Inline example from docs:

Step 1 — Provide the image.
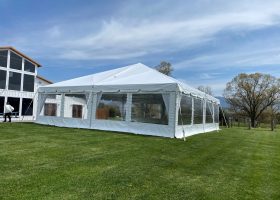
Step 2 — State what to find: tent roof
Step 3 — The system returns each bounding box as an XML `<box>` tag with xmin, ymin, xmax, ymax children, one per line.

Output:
<box><xmin>42</xmin><ymin>63</ymin><xmax>219</xmax><ymax>103</ymax></box>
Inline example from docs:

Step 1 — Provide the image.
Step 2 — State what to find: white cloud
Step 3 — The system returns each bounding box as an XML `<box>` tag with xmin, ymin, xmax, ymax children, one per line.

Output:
<box><xmin>4</xmin><ymin>0</ymin><xmax>280</xmax><ymax>61</ymax></box>
<box><xmin>173</xmin><ymin>47</ymin><xmax>280</xmax><ymax>71</ymax></box>
<box><xmin>57</xmin><ymin>5</ymin><xmax>280</xmax><ymax>60</ymax></box>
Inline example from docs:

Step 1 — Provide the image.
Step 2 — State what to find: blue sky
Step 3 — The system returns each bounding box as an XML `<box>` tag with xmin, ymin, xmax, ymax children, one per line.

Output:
<box><xmin>1</xmin><ymin>0</ymin><xmax>280</xmax><ymax>96</ymax></box>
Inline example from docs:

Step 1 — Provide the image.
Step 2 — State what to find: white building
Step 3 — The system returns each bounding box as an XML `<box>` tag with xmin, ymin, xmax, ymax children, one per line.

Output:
<box><xmin>0</xmin><ymin>46</ymin><xmax>52</xmax><ymax>121</ymax></box>
<box><xmin>36</xmin><ymin>63</ymin><xmax>219</xmax><ymax>138</ymax></box>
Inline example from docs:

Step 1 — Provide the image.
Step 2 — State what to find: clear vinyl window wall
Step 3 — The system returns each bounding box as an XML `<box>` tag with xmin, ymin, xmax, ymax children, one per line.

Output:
<box><xmin>39</xmin><ymin>94</ymin><xmax>62</xmax><ymax>117</ymax></box>
<box><xmin>131</xmin><ymin>94</ymin><xmax>168</xmax><ymax>125</ymax></box>
<box><xmin>178</xmin><ymin>95</ymin><xmax>192</xmax><ymax>125</ymax></box>
<box><xmin>214</xmin><ymin>104</ymin><xmax>219</xmax><ymax>123</ymax></box>
<box><xmin>64</xmin><ymin>94</ymin><xmax>88</xmax><ymax>119</ymax></box>
<box><xmin>96</xmin><ymin>93</ymin><xmax>127</xmax><ymax>121</ymax></box>
<box><xmin>206</xmin><ymin>101</ymin><xmax>214</xmax><ymax>123</ymax></box>
<box><xmin>193</xmin><ymin>98</ymin><xmax>203</xmax><ymax>124</ymax></box>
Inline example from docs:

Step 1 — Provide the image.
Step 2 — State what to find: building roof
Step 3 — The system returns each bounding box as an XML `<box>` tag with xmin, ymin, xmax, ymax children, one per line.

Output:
<box><xmin>42</xmin><ymin>63</ymin><xmax>219</xmax><ymax>103</ymax></box>
<box><xmin>36</xmin><ymin>75</ymin><xmax>53</xmax><ymax>84</ymax></box>
<box><xmin>0</xmin><ymin>46</ymin><xmax>42</xmax><ymax>67</ymax></box>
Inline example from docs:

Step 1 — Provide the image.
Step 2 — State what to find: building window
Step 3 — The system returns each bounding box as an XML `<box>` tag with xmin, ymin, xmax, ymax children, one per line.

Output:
<box><xmin>0</xmin><ymin>69</ymin><xmax>6</xmax><ymax>89</ymax></box>
<box><xmin>72</xmin><ymin>105</ymin><xmax>83</xmax><ymax>118</ymax></box>
<box><xmin>131</xmin><ymin>94</ymin><xmax>168</xmax><ymax>125</ymax></box>
<box><xmin>96</xmin><ymin>94</ymin><xmax>126</xmax><ymax>121</ymax></box>
<box><xmin>24</xmin><ymin>60</ymin><xmax>35</xmax><ymax>73</ymax></box>
<box><xmin>0</xmin><ymin>50</ymin><xmax>8</xmax><ymax>68</ymax></box>
<box><xmin>10</xmin><ymin>52</ymin><xmax>22</xmax><ymax>70</ymax></box>
<box><xmin>44</xmin><ymin>103</ymin><xmax>57</xmax><ymax>116</ymax></box>
<box><xmin>8</xmin><ymin>72</ymin><xmax>21</xmax><ymax>91</ymax></box>
<box><xmin>178</xmin><ymin>95</ymin><xmax>192</xmax><ymax>125</ymax></box>
<box><xmin>193</xmin><ymin>98</ymin><xmax>203</xmax><ymax>124</ymax></box>
<box><xmin>22</xmin><ymin>98</ymin><xmax>33</xmax><ymax>116</ymax></box>
<box><xmin>0</xmin><ymin>96</ymin><xmax>4</xmax><ymax>114</ymax></box>
<box><xmin>23</xmin><ymin>74</ymin><xmax>35</xmax><ymax>92</ymax></box>
<box><xmin>7</xmin><ymin>97</ymin><xmax>20</xmax><ymax>117</ymax></box>
<box><xmin>63</xmin><ymin>94</ymin><xmax>88</xmax><ymax>119</ymax></box>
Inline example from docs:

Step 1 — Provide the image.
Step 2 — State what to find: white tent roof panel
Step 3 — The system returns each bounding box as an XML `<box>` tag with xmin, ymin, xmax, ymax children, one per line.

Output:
<box><xmin>40</xmin><ymin>63</ymin><xmax>219</xmax><ymax>103</ymax></box>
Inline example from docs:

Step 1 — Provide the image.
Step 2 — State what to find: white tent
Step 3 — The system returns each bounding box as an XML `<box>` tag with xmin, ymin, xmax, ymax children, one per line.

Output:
<box><xmin>36</xmin><ymin>63</ymin><xmax>220</xmax><ymax>138</ymax></box>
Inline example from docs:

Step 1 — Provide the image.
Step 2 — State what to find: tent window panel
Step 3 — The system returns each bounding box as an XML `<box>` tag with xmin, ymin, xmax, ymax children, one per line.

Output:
<box><xmin>0</xmin><ymin>69</ymin><xmax>6</xmax><ymax>89</ymax></box>
<box><xmin>96</xmin><ymin>94</ymin><xmax>126</xmax><ymax>121</ymax></box>
<box><xmin>193</xmin><ymin>98</ymin><xmax>203</xmax><ymax>124</ymax></box>
<box><xmin>8</xmin><ymin>71</ymin><xmax>21</xmax><ymax>91</ymax></box>
<box><xmin>7</xmin><ymin>97</ymin><xmax>20</xmax><ymax>116</ymax></box>
<box><xmin>0</xmin><ymin>96</ymin><xmax>4</xmax><ymax>114</ymax></box>
<box><xmin>0</xmin><ymin>50</ymin><xmax>8</xmax><ymax>68</ymax></box>
<box><xmin>214</xmin><ymin>104</ymin><xmax>219</xmax><ymax>123</ymax></box>
<box><xmin>178</xmin><ymin>95</ymin><xmax>192</xmax><ymax>125</ymax></box>
<box><xmin>40</xmin><ymin>94</ymin><xmax>61</xmax><ymax>117</ymax></box>
<box><xmin>10</xmin><ymin>52</ymin><xmax>22</xmax><ymax>70</ymax></box>
<box><xmin>64</xmin><ymin>94</ymin><xmax>88</xmax><ymax>119</ymax></box>
<box><xmin>206</xmin><ymin>101</ymin><xmax>214</xmax><ymax>123</ymax></box>
<box><xmin>24</xmin><ymin>60</ymin><xmax>35</xmax><ymax>73</ymax></box>
<box><xmin>22</xmin><ymin>98</ymin><xmax>33</xmax><ymax>116</ymax></box>
<box><xmin>131</xmin><ymin>94</ymin><xmax>168</xmax><ymax>125</ymax></box>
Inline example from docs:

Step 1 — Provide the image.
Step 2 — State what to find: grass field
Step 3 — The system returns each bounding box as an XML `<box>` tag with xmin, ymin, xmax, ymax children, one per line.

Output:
<box><xmin>0</xmin><ymin>123</ymin><xmax>280</xmax><ymax>200</ymax></box>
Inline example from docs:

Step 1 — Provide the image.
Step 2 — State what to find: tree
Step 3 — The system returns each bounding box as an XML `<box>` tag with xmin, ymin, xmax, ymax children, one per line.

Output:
<box><xmin>224</xmin><ymin>73</ymin><xmax>280</xmax><ymax>128</ymax></box>
<box><xmin>268</xmin><ymin>102</ymin><xmax>280</xmax><ymax>131</ymax></box>
<box><xmin>256</xmin><ymin>102</ymin><xmax>280</xmax><ymax>130</ymax></box>
<box><xmin>197</xmin><ymin>85</ymin><xmax>213</xmax><ymax>95</ymax></box>
<box><xmin>155</xmin><ymin>61</ymin><xmax>173</xmax><ymax>76</ymax></box>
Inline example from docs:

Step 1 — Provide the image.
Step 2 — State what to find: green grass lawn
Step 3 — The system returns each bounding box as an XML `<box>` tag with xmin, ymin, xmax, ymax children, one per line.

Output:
<box><xmin>1</xmin><ymin>123</ymin><xmax>280</xmax><ymax>200</ymax></box>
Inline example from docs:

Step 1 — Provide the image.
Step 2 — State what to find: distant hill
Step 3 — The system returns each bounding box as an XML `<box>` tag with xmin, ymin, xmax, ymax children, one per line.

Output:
<box><xmin>215</xmin><ymin>96</ymin><xmax>230</xmax><ymax>108</ymax></box>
